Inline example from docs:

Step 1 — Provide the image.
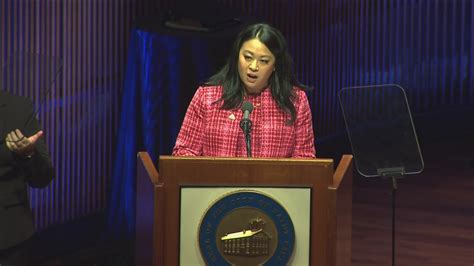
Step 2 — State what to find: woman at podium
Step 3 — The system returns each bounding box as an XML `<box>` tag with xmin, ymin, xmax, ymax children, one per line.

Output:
<box><xmin>172</xmin><ymin>23</ymin><xmax>315</xmax><ymax>158</ymax></box>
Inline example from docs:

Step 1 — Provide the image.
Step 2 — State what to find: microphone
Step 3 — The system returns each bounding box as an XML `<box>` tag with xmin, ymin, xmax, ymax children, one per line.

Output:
<box><xmin>240</xmin><ymin>101</ymin><xmax>254</xmax><ymax>157</ymax></box>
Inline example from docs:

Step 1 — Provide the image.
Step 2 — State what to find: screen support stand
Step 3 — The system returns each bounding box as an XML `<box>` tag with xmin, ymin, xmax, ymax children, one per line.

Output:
<box><xmin>378</xmin><ymin>167</ymin><xmax>404</xmax><ymax>266</ymax></box>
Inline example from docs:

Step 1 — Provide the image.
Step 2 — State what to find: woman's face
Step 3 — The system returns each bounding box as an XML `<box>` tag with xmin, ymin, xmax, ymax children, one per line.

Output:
<box><xmin>238</xmin><ymin>38</ymin><xmax>276</xmax><ymax>95</ymax></box>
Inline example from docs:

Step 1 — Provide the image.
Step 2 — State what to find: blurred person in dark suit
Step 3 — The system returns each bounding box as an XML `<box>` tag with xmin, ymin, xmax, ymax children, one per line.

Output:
<box><xmin>0</xmin><ymin>90</ymin><xmax>54</xmax><ymax>265</ymax></box>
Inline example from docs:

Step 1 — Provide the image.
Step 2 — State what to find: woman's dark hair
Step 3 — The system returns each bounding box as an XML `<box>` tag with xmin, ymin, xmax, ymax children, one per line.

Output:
<box><xmin>206</xmin><ymin>23</ymin><xmax>305</xmax><ymax>124</ymax></box>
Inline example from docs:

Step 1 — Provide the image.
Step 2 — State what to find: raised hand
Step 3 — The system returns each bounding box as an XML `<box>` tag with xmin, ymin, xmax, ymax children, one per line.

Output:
<box><xmin>5</xmin><ymin>129</ymin><xmax>43</xmax><ymax>157</ymax></box>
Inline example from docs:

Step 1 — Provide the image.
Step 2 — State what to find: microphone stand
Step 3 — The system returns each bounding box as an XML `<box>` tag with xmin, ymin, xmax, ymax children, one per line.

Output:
<box><xmin>240</xmin><ymin>119</ymin><xmax>252</xmax><ymax>157</ymax></box>
<box><xmin>240</xmin><ymin>101</ymin><xmax>254</xmax><ymax>158</ymax></box>
<box><xmin>244</xmin><ymin>130</ymin><xmax>252</xmax><ymax>157</ymax></box>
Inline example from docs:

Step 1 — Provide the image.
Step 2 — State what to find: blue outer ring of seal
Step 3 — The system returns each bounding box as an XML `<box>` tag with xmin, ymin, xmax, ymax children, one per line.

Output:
<box><xmin>198</xmin><ymin>191</ymin><xmax>295</xmax><ymax>266</ymax></box>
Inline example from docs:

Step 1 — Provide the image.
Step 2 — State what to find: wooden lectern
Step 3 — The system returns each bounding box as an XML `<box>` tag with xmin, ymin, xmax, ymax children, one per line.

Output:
<box><xmin>135</xmin><ymin>153</ymin><xmax>353</xmax><ymax>266</ymax></box>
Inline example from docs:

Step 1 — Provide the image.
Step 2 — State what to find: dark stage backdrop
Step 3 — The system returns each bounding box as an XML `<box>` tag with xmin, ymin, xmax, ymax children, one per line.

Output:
<box><xmin>1</xmin><ymin>0</ymin><xmax>473</xmax><ymax>238</ymax></box>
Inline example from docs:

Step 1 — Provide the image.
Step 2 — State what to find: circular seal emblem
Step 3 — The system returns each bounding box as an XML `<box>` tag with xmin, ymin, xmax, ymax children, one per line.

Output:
<box><xmin>198</xmin><ymin>191</ymin><xmax>295</xmax><ymax>265</ymax></box>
